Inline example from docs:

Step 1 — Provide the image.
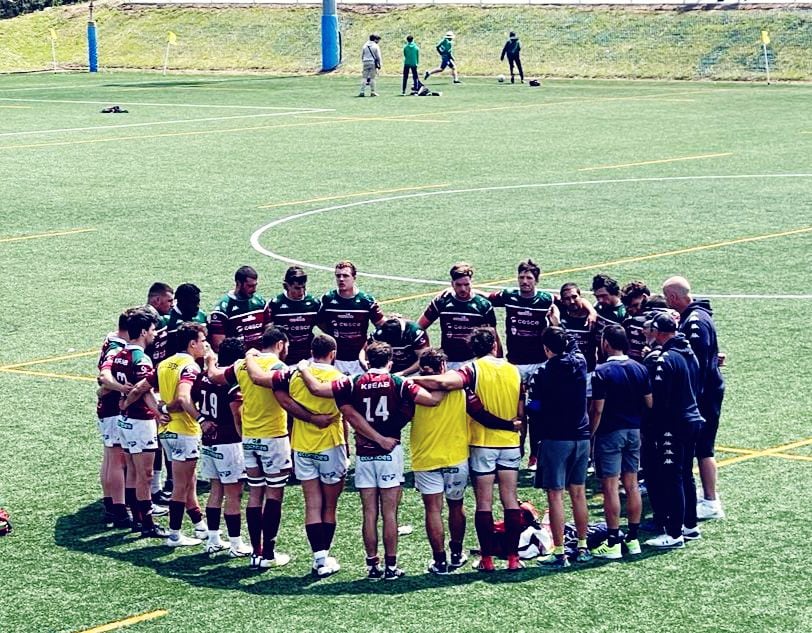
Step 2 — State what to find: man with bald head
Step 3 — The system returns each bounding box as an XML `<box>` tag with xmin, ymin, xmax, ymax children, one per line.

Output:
<box><xmin>662</xmin><ymin>276</ymin><xmax>725</xmax><ymax>521</ymax></box>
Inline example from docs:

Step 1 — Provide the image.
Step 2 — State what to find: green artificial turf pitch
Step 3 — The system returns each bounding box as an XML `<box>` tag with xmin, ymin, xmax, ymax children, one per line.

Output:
<box><xmin>0</xmin><ymin>72</ymin><xmax>810</xmax><ymax>633</ymax></box>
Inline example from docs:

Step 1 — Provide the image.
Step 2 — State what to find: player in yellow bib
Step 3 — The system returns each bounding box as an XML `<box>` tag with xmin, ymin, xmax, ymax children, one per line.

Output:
<box><xmin>246</xmin><ymin>333</ymin><xmax>346</xmax><ymax>578</ymax></box>
<box><xmin>411</xmin><ymin>328</ymin><xmax>525</xmax><ymax>572</ymax></box>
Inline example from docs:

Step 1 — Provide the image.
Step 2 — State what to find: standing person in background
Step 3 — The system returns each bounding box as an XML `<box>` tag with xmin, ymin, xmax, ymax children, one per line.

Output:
<box><xmin>425</xmin><ymin>31</ymin><xmax>461</xmax><ymax>84</ymax></box>
<box><xmin>402</xmin><ymin>35</ymin><xmax>420</xmax><ymax>95</ymax></box>
<box><xmin>360</xmin><ymin>34</ymin><xmax>382</xmax><ymax>97</ymax></box>
<box><xmin>500</xmin><ymin>32</ymin><xmax>524</xmax><ymax>84</ymax></box>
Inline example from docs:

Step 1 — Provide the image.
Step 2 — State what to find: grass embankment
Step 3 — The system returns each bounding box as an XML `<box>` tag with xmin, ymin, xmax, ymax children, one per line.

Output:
<box><xmin>1</xmin><ymin>2</ymin><xmax>810</xmax><ymax>79</ymax></box>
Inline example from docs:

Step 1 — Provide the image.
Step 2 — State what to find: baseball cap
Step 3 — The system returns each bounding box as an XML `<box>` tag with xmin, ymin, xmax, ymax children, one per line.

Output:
<box><xmin>649</xmin><ymin>312</ymin><xmax>678</xmax><ymax>333</ymax></box>
<box><xmin>446</xmin><ymin>31</ymin><xmax>454</xmax><ymax>38</ymax></box>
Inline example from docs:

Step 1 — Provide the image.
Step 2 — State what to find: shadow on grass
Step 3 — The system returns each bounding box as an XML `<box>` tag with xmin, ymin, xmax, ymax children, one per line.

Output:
<box><xmin>54</xmin><ymin>502</ymin><xmax>669</xmax><ymax>597</ymax></box>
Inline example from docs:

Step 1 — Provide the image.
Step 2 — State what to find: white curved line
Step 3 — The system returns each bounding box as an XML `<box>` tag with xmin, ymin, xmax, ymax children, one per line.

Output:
<box><xmin>250</xmin><ymin>173</ymin><xmax>812</xmax><ymax>286</ymax></box>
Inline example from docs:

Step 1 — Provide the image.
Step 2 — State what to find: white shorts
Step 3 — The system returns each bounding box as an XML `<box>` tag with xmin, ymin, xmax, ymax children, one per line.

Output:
<box><xmin>294</xmin><ymin>445</ymin><xmax>348</xmax><ymax>485</ymax></box>
<box><xmin>446</xmin><ymin>360</ymin><xmax>473</xmax><ymax>371</ymax></box>
<box><xmin>516</xmin><ymin>363</ymin><xmax>544</xmax><ymax>385</ymax></box>
<box><xmin>586</xmin><ymin>371</ymin><xmax>593</xmax><ymax>399</ymax></box>
<box><xmin>160</xmin><ymin>433</ymin><xmax>200</xmax><ymax>462</ymax></box>
<box><xmin>118</xmin><ymin>417</ymin><xmax>158</xmax><ymax>454</ymax></box>
<box><xmin>200</xmin><ymin>442</ymin><xmax>245</xmax><ymax>484</ymax></box>
<box><xmin>243</xmin><ymin>436</ymin><xmax>292</xmax><ymax>475</ymax></box>
<box><xmin>335</xmin><ymin>359</ymin><xmax>364</xmax><ymax>376</ymax></box>
<box><xmin>98</xmin><ymin>415</ymin><xmax>121</xmax><ymax>448</ymax></box>
<box><xmin>414</xmin><ymin>460</ymin><xmax>469</xmax><ymax>500</ymax></box>
<box><xmin>469</xmin><ymin>446</ymin><xmax>521</xmax><ymax>475</ymax></box>
<box><xmin>354</xmin><ymin>444</ymin><xmax>404</xmax><ymax>489</ymax></box>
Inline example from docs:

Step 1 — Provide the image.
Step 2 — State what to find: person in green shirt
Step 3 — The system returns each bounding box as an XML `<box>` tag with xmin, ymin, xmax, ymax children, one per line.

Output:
<box><xmin>424</xmin><ymin>31</ymin><xmax>461</xmax><ymax>84</ymax></box>
<box><xmin>402</xmin><ymin>35</ymin><xmax>420</xmax><ymax>95</ymax></box>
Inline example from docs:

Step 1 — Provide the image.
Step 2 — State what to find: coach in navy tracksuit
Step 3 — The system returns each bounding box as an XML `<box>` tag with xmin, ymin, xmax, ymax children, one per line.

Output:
<box><xmin>644</xmin><ymin>314</ymin><xmax>704</xmax><ymax>549</ymax></box>
<box><xmin>663</xmin><ymin>277</ymin><xmax>725</xmax><ymax>519</ymax></box>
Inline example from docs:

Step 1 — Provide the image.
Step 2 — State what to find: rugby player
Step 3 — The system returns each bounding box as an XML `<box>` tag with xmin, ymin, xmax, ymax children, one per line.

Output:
<box><xmin>589</xmin><ymin>325</ymin><xmax>651</xmax><ymax>559</ymax></box>
<box><xmin>208</xmin><ymin>326</ymin><xmax>296</xmax><ymax>569</ymax></box>
<box><xmin>317</xmin><ymin>260</ymin><xmax>385</xmax><ymax>375</ymax></box>
<box><xmin>620</xmin><ymin>281</ymin><xmax>651</xmax><ymax>362</ymax></box>
<box><xmin>411</xmin><ymin>328</ymin><xmax>525</xmax><ymax>572</ymax></box>
<box><xmin>147</xmin><ymin>282</ymin><xmax>174</xmax><ymax>317</ymax></box>
<box><xmin>662</xmin><ymin>276</ymin><xmax>725</xmax><ymax>520</ymax></box>
<box><xmin>264</xmin><ymin>266</ymin><xmax>321</xmax><ymax>366</ymax></box>
<box><xmin>196</xmin><ymin>337</ymin><xmax>252</xmax><ymax>557</ymax></box>
<box><xmin>159</xmin><ymin>283</ymin><xmax>207</xmax><ymax>360</ymax></box>
<box><xmin>247</xmin><ymin>334</ymin><xmax>347</xmax><ymax>577</ymax></box>
<box><xmin>127</xmin><ymin>323</ymin><xmax>210</xmax><ymax>545</ymax></box>
<box><xmin>95</xmin><ymin>309</ymin><xmax>133</xmax><ymax>528</ymax></box>
<box><xmin>418</xmin><ymin>263</ymin><xmax>499</xmax><ymax>369</ymax></box>
<box><xmin>363</xmin><ymin>315</ymin><xmax>430</xmax><ymax>376</ymax></box>
<box><xmin>111</xmin><ymin>309</ymin><xmax>169</xmax><ymax>539</ymax></box>
<box><xmin>209</xmin><ymin>266</ymin><xmax>269</xmax><ymax>352</ymax></box>
<box><xmin>591</xmin><ymin>274</ymin><xmax>627</xmax><ymax>360</ymax></box>
<box><xmin>297</xmin><ymin>342</ymin><xmax>440</xmax><ymax>580</ymax></box>
<box><xmin>555</xmin><ymin>283</ymin><xmax>597</xmax><ymax>370</ymax></box>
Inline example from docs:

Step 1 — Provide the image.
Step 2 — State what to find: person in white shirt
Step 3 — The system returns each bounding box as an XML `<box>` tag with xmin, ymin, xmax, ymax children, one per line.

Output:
<box><xmin>360</xmin><ymin>34</ymin><xmax>382</xmax><ymax>97</ymax></box>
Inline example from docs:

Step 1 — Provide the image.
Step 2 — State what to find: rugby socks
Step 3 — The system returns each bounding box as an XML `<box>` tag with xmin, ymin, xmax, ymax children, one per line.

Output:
<box><xmin>206</xmin><ymin>507</ymin><xmax>222</xmax><ymax>533</ymax></box>
<box><xmin>384</xmin><ymin>555</ymin><xmax>397</xmax><ymax>569</ymax></box>
<box><xmin>474</xmin><ymin>511</ymin><xmax>495</xmax><ymax>556</ymax></box>
<box><xmin>305</xmin><ymin>523</ymin><xmax>325</xmax><ymax>553</ymax></box>
<box><xmin>169</xmin><ymin>500</ymin><xmax>185</xmax><ymax>531</ymax></box>
<box><xmin>433</xmin><ymin>550</ymin><xmax>447</xmax><ymax>565</ymax></box>
<box><xmin>504</xmin><ymin>508</ymin><xmax>522</xmax><ymax>556</ymax></box>
<box><xmin>627</xmin><ymin>522</ymin><xmax>640</xmax><ymax>542</ymax></box>
<box><xmin>224</xmin><ymin>513</ymin><xmax>241</xmax><ymax>539</ymax></box>
<box><xmin>112</xmin><ymin>503</ymin><xmax>128</xmax><ymax>522</ymax></box>
<box><xmin>262</xmin><ymin>499</ymin><xmax>282</xmax><ymax>560</ymax></box>
<box><xmin>450</xmin><ymin>540</ymin><xmax>463</xmax><ymax>558</ymax></box>
<box><xmin>186</xmin><ymin>505</ymin><xmax>203</xmax><ymax>525</ymax></box>
<box><xmin>577</xmin><ymin>538</ymin><xmax>588</xmax><ymax>550</ymax></box>
<box><xmin>103</xmin><ymin>497</ymin><xmax>113</xmax><ymax>515</ymax></box>
<box><xmin>246</xmin><ymin>506</ymin><xmax>262</xmax><ymax>555</ymax></box>
<box><xmin>125</xmin><ymin>487</ymin><xmax>138</xmax><ymax>519</ymax></box>
<box><xmin>323</xmin><ymin>522</ymin><xmax>337</xmax><ymax>551</ymax></box>
<box><xmin>366</xmin><ymin>555</ymin><xmax>380</xmax><ymax>569</ymax></box>
<box><xmin>608</xmin><ymin>528</ymin><xmax>621</xmax><ymax>547</ymax></box>
<box><xmin>150</xmin><ymin>471</ymin><xmax>162</xmax><ymax>496</ymax></box>
<box><xmin>553</xmin><ymin>544</ymin><xmax>566</xmax><ymax>562</ymax></box>
<box><xmin>139</xmin><ymin>499</ymin><xmax>155</xmax><ymax>531</ymax></box>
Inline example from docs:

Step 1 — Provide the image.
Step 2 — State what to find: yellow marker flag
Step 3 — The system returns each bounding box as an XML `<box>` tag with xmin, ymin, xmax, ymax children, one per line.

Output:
<box><xmin>167</xmin><ymin>31</ymin><xmax>177</xmax><ymax>45</ymax></box>
<box><xmin>761</xmin><ymin>30</ymin><xmax>770</xmax><ymax>45</ymax></box>
<box><xmin>49</xmin><ymin>28</ymin><xmax>57</xmax><ymax>41</ymax></box>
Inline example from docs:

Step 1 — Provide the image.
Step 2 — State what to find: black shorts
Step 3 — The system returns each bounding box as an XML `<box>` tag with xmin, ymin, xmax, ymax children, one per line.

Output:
<box><xmin>695</xmin><ymin>391</ymin><xmax>724</xmax><ymax>458</ymax></box>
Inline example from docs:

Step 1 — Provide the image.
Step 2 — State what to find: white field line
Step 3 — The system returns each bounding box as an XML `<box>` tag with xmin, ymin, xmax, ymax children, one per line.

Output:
<box><xmin>0</xmin><ymin>97</ymin><xmax>330</xmax><ymax>111</ymax></box>
<box><xmin>0</xmin><ymin>109</ymin><xmax>334</xmax><ymax>138</ymax></box>
<box><xmin>250</xmin><ymin>173</ymin><xmax>812</xmax><ymax>287</ymax></box>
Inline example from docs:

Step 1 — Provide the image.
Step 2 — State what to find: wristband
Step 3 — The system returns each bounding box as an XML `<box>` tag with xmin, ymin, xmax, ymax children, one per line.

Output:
<box><xmin>159</xmin><ymin>404</ymin><xmax>169</xmax><ymax>415</ymax></box>
<box><xmin>196</xmin><ymin>414</ymin><xmax>206</xmax><ymax>424</ymax></box>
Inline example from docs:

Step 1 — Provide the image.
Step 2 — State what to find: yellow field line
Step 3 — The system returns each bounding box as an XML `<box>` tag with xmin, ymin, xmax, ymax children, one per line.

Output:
<box><xmin>0</xmin><ymin>349</ymin><xmax>97</xmax><ymax>369</ymax></box>
<box><xmin>767</xmin><ymin>453</ymin><xmax>812</xmax><ymax>463</ymax></box>
<box><xmin>77</xmin><ymin>609</ymin><xmax>168</xmax><ymax>633</ymax></box>
<box><xmin>259</xmin><ymin>183</ymin><xmax>451</xmax><ymax>210</ymax></box>
<box><xmin>380</xmin><ymin>225</ymin><xmax>812</xmax><ymax>306</ymax></box>
<box><xmin>579</xmin><ymin>152</ymin><xmax>734</xmax><ymax>172</ymax></box>
<box><xmin>0</xmin><ymin>227</ymin><xmax>96</xmax><ymax>243</ymax></box>
<box><xmin>715</xmin><ymin>445</ymin><xmax>759</xmax><ymax>455</ymax></box>
<box><xmin>717</xmin><ymin>437</ymin><xmax>812</xmax><ymax>468</ymax></box>
<box><xmin>0</xmin><ymin>367</ymin><xmax>97</xmax><ymax>382</ymax></box>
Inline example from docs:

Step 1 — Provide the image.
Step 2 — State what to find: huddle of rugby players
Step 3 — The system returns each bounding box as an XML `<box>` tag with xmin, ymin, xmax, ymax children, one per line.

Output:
<box><xmin>95</xmin><ymin>259</ymin><xmax>725</xmax><ymax>578</ymax></box>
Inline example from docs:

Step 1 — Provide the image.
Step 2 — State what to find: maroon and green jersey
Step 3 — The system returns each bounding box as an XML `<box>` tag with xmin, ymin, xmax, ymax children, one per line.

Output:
<box><xmin>421</xmin><ymin>291</ymin><xmax>497</xmax><ymax>363</ymax></box>
<box><xmin>331</xmin><ymin>369</ymin><xmax>420</xmax><ymax>456</ymax></box>
<box><xmin>110</xmin><ymin>344</ymin><xmax>154</xmax><ymax>419</ymax></box>
<box><xmin>193</xmin><ymin>374</ymin><xmax>242</xmax><ymax>446</ymax></box>
<box><xmin>151</xmin><ymin>307</ymin><xmax>208</xmax><ymax>363</ymax></box>
<box><xmin>265</xmin><ymin>292</ymin><xmax>321</xmax><ymax>364</ymax></box>
<box><xmin>368</xmin><ymin>319</ymin><xmax>429</xmax><ymax>374</ymax></box>
<box><xmin>96</xmin><ymin>332</ymin><xmax>127</xmax><ymax>419</ymax></box>
<box><xmin>559</xmin><ymin>311</ymin><xmax>597</xmax><ymax>370</ymax></box>
<box><xmin>317</xmin><ymin>289</ymin><xmax>384</xmax><ymax>362</ymax></box>
<box><xmin>488</xmin><ymin>288</ymin><xmax>553</xmax><ymax>365</ymax></box>
<box><xmin>209</xmin><ymin>292</ymin><xmax>268</xmax><ymax>350</ymax></box>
